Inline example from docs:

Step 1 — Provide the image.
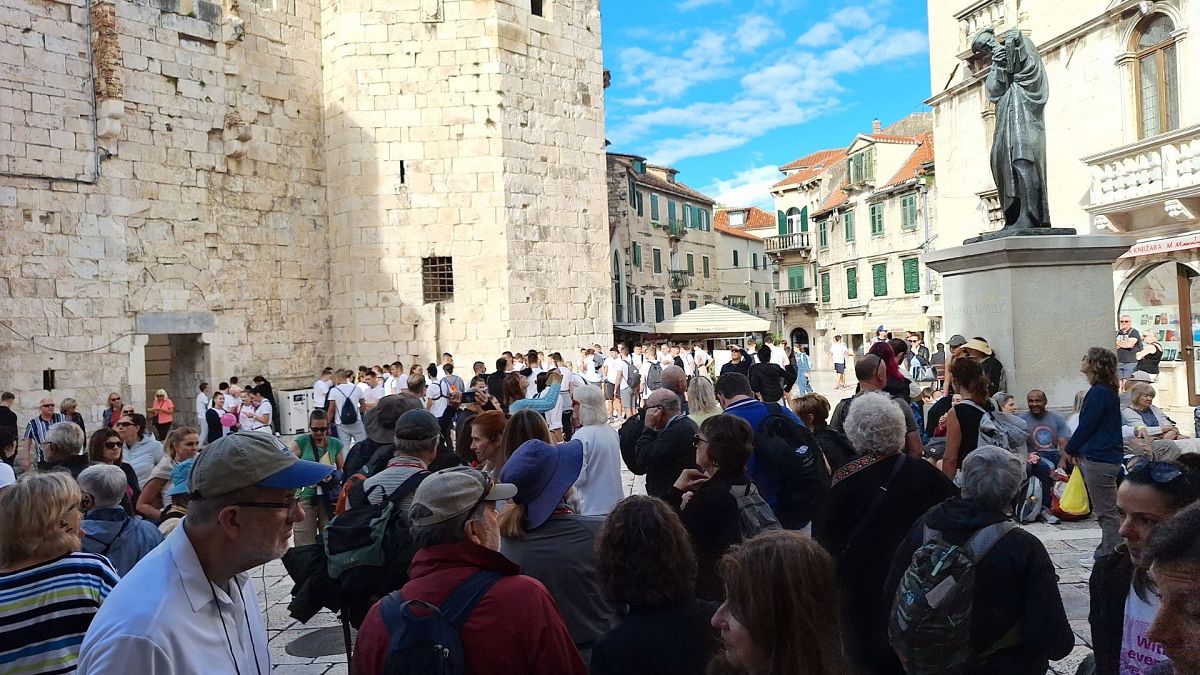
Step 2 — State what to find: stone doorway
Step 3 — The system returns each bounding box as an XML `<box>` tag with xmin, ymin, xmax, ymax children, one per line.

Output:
<box><xmin>141</xmin><ymin>333</ymin><xmax>209</xmax><ymax>429</ymax></box>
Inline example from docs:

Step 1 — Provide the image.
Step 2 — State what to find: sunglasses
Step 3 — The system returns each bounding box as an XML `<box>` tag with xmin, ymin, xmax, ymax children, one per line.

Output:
<box><xmin>310</xmin><ymin>426</ymin><xmax>329</xmax><ymax>433</ymax></box>
<box><xmin>1129</xmin><ymin>459</ymin><xmax>1185</xmax><ymax>484</ymax></box>
<box><xmin>115</xmin><ymin>421</ymin><xmax>134</xmax><ymax>428</ymax></box>
<box><xmin>103</xmin><ymin>441</ymin><xmax>123</xmax><ymax>449</ymax></box>
<box><xmin>40</xmin><ymin>404</ymin><xmax>54</xmax><ymax>408</ymax></box>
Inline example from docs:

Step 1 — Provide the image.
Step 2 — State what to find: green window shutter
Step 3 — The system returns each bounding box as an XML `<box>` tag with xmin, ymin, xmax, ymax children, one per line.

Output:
<box><xmin>818</xmin><ymin>220</ymin><xmax>828</xmax><ymax>248</ymax></box>
<box><xmin>903</xmin><ymin>258</ymin><xmax>920</xmax><ymax>293</ymax></box>
<box><xmin>820</xmin><ymin>272</ymin><xmax>831</xmax><ymax>303</ymax></box>
<box><xmin>764</xmin><ymin>292</ymin><xmax>770</xmax><ymax>308</ymax></box>
<box><xmin>845</xmin><ymin>209</ymin><xmax>856</xmax><ymax>241</ymax></box>
<box><xmin>650</xmin><ymin>194</ymin><xmax>660</xmax><ymax>222</ymax></box>
<box><xmin>689</xmin><ymin>300</ymin><xmax>697</xmax><ymax>310</ymax></box>
<box><xmin>787</xmin><ymin>266</ymin><xmax>804</xmax><ymax>289</ymax></box>
<box><xmin>636</xmin><ymin>191</ymin><xmax>644</xmax><ymax>217</ymax></box>
<box><xmin>653</xmin><ymin>248</ymin><xmax>662</xmax><ymax>273</ymax></box>
<box><xmin>800</xmin><ymin>205</ymin><xmax>809</xmax><ymax>233</ymax></box>
<box><xmin>672</xmin><ymin>299</ymin><xmax>681</xmax><ymax>316</ymax></box>
<box><xmin>668</xmin><ymin>200</ymin><xmax>677</xmax><ymax>223</ymax></box>
<box><xmin>752</xmin><ymin>253</ymin><xmax>759</xmax><ymax>269</ymax></box>
<box><xmin>628</xmin><ymin>177</ymin><xmax>637</xmax><ymax>206</ymax></box>
<box><xmin>687</xmin><ymin>253</ymin><xmax>695</xmax><ymax>274</ymax></box>
<box><xmin>847</xmin><ymin>267</ymin><xmax>858</xmax><ymax>300</ymax></box>
<box><xmin>870</xmin><ymin>203</ymin><xmax>884</xmax><ymax>235</ymax></box>
<box><xmin>733</xmin><ymin>250</ymin><xmax>740</xmax><ymax>267</ymax></box>
<box><xmin>654</xmin><ymin>298</ymin><xmax>665</xmax><ymax>322</ymax></box>
<box><xmin>901</xmin><ymin>194</ymin><xmax>917</xmax><ymax>230</ymax></box>
<box><xmin>754</xmin><ymin>291</ymin><xmax>760</xmax><ymax>307</ymax></box>
<box><xmin>632</xmin><ymin>242</ymin><xmax>642</xmax><ymax>268</ymax></box>
<box><xmin>703</xmin><ymin>209</ymin><xmax>710</xmax><ymax>230</ymax></box>
<box><xmin>703</xmin><ymin>256</ymin><xmax>710</xmax><ymax>278</ymax></box>
<box><xmin>777</xmin><ymin>210</ymin><xmax>786</xmax><ymax>235</ymax></box>
<box><xmin>873</xmin><ymin>262</ymin><xmax>888</xmax><ymax>297</ymax></box>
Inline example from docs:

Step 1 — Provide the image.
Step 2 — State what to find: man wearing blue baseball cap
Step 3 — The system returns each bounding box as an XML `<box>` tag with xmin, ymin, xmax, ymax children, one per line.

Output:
<box><xmin>79</xmin><ymin>431</ymin><xmax>334</xmax><ymax>674</ymax></box>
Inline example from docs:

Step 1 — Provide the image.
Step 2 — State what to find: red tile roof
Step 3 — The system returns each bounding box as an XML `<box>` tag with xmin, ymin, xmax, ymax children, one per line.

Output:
<box><xmin>879</xmin><ymin>131</ymin><xmax>934</xmax><ymax>190</ymax></box>
<box><xmin>773</xmin><ymin>148</ymin><xmax>846</xmax><ymax>190</ymax></box>
<box><xmin>715</xmin><ymin>221</ymin><xmax>763</xmax><ymax>241</ymax></box>
<box><xmin>714</xmin><ymin>206</ymin><xmax>776</xmax><ymax>230</ymax></box>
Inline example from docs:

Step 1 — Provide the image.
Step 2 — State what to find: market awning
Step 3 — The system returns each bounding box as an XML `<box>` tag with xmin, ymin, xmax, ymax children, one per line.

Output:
<box><xmin>654</xmin><ymin>303</ymin><xmax>771</xmax><ymax>336</ymax></box>
<box><xmin>1119</xmin><ymin>231</ymin><xmax>1200</xmax><ymax>259</ymax></box>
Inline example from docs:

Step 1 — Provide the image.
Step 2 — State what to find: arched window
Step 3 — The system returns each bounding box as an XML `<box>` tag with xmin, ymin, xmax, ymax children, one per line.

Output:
<box><xmin>1132</xmin><ymin>14</ymin><xmax>1180</xmax><ymax>139</ymax></box>
<box><xmin>786</xmin><ymin>206</ymin><xmax>807</xmax><ymax>233</ymax></box>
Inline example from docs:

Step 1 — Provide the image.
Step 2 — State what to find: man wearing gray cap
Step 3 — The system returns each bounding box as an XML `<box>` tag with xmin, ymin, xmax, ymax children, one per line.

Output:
<box><xmin>352</xmin><ymin>466</ymin><xmax>586</xmax><ymax>675</ymax></box>
<box><xmin>78</xmin><ymin>431</ymin><xmax>334</xmax><ymax>675</ymax></box>
<box><xmin>361</xmin><ymin>409</ymin><xmax>440</xmax><ymax>510</ymax></box>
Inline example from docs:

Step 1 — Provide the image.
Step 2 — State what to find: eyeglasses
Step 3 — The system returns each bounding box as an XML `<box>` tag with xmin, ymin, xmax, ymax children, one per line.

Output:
<box><xmin>692</xmin><ymin>433</ymin><xmax>709</xmax><ymax>446</ymax></box>
<box><xmin>103</xmin><ymin>441</ymin><xmax>123</xmax><ymax>449</ymax></box>
<box><xmin>115</xmin><ymin>421</ymin><xmax>134</xmax><ymax>428</ymax></box>
<box><xmin>908</xmin><ymin>339</ymin><xmax>919</xmax><ymax>344</ymax></box>
<box><xmin>1120</xmin><ymin>320</ymin><xmax>1132</xmax><ymax>324</ymax></box>
<box><xmin>233</xmin><ymin>495</ymin><xmax>300</xmax><ymax>511</ymax></box>
<box><xmin>1129</xmin><ymin>459</ymin><xmax>1185</xmax><ymax>484</ymax></box>
<box><xmin>310</xmin><ymin>426</ymin><xmax>329</xmax><ymax>433</ymax></box>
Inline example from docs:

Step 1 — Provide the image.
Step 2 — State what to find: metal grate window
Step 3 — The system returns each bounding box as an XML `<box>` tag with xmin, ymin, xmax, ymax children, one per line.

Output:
<box><xmin>421</xmin><ymin>257</ymin><xmax>455</xmax><ymax>303</ymax></box>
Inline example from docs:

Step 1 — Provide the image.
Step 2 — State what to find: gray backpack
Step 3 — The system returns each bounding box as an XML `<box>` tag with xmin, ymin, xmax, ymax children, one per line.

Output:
<box><xmin>889</xmin><ymin>521</ymin><xmax>1016</xmax><ymax>675</ymax></box>
<box><xmin>961</xmin><ymin>401</ymin><xmax>1028</xmax><ymax>455</ymax></box>
<box><xmin>729</xmin><ymin>482</ymin><xmax>780</xmax><ymax>540</ymax></box>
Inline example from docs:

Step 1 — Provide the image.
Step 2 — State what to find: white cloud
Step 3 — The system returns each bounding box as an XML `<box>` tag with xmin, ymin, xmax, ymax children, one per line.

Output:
<box><xmin>675</xmin><ymin>0</ymin><xmax>729</xmax><ymax>10</ymax></box>
<box><xmin>796</xmin><ymin>22</ymin><xmax>842</xmax><ymax>47</ymax></box>
<box><xmin>795</xmin><ymin>5</ymin><xmax>878</xmax><ymax>47</ymax></box>
<box><xmin>705</xmin><ymin>165</ymin><xmax>782</xmax><ymax>208</ymax></box>
<box><xmin>734</xmin><ymin>14</ymin><xmax>784</xmax><ymax>52</ymax></box>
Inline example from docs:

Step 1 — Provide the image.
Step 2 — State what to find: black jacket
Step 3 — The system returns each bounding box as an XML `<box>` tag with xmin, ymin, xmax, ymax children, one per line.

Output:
<box><xmin>663</xmin><ymin>470</ymin><xmax>749</xmax><ymax>601</ymax></box>
<box><xmin>631</xmin><ymin>415</ymin><xmax>699</xmax><ymax>499</ymax></box>
<box><xmin>748</xmin><ymin>362</ymin><xmax>795</xmax><ymax>402</ymax></box>
<box><xmin>885</xmin><ymin>498</ymin><xmax>1075</xmax><ymax>675</ymax></box>
<box><xmin>1089</xmin><ymin>548</ymin><xmax>1136</xmax><ymax>675</ymax></box>
<box><xmin>814</xmin><ymin>427</ymin><xmax>857</xmax><ymax>471</ymax></box>
<box><xmin>719</xmin><ymin>359</ymin><xmax>751</xmax><ymax>379</ymax></box>
<box><xmin>591</xmin><ymin>599</ymin><xmax>718</xmax><ymax>675</ymax></box>
<box><xmin>205</xmin><ymin>408</ymin><xmax>224</xmax><ymax>444</ymax></box>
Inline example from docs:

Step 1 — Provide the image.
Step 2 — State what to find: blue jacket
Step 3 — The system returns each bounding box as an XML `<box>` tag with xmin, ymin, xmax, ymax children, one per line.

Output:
<box><xmin>82</xmin><ymin>507</ymin><xmax>165</xmax><ymax>577</ymax></box>
<box><xmin>722</xmin><ymin>398</ymin><xmax>804</xmax><ymax>510</ymax></box>
<box><xmin>1064</xmin><ymin>384</ymin><xmax>1123</xmax><ymax>464</ymax></box>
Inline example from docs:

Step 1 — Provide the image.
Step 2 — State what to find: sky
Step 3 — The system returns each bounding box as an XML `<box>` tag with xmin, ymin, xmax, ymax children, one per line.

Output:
<box><xmin>600</xmin><ymin>0</ymin><xmax>933</xmax><ymax>210</ymax></box>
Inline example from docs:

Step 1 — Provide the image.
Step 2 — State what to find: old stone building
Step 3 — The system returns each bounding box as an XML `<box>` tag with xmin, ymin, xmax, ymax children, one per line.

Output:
<box><xmin>0</xmin><ymin>0</ymin><xmax>610</xmax><ymax>423</ymax></box>
<box><xmin>713</xmin><ymin>207</ymin><xmax>776</xmax><ymax>324</ymax></box>
<box><xmin>607</xmin><ymin>152</ymin><xmax>719</xmax><ymax>338</ymax></box>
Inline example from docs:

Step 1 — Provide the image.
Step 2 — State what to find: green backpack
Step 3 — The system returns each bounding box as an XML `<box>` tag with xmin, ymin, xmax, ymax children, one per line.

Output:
<box><xmin>888</xmin><ymin>521</ymin><xmax>1016</xmax><ymax>675</ymax></box>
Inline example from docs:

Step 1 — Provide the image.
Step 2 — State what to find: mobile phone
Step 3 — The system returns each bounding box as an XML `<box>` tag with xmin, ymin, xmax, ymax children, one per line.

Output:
<box><xmin>461</xmin><ymin>391</ymin><xmax>477</xmax><ymax>403</ymax></box>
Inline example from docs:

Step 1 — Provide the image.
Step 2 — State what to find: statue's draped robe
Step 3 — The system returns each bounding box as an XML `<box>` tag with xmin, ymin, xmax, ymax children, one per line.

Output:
<box><xmin>986</xmin><ymin>31</ymin><xmax>1050</xmax><ymax>227</ymax></box>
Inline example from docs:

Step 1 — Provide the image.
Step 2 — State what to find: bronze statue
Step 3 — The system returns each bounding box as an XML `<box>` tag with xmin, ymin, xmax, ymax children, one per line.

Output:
<box><xmin>972</xmin><ymin>28</ymin><xmax>1050</xmax><ymax>230</ymax></box>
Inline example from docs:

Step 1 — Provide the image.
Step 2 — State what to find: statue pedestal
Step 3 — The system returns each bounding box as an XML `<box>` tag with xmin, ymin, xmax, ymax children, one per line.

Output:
<box><xmin>923</xmin><ymin>234</ymin><xmax>1131</xmax><ymax>408</ymax></box>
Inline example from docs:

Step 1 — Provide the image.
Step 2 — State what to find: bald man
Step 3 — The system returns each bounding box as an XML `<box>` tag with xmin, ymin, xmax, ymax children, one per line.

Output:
<box><xmin>628</xmin><ymin>389</ymin><xmax>698</xmax><ymax>498</ymax></box>
<box><xmin>660</xmin><ymin>365</ymin><xmax>689</xmax><ymax>416</ymax></box>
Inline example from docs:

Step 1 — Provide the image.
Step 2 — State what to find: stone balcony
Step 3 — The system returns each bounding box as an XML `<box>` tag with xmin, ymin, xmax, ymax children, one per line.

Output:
<box><xmin>1084</xmin><ymin>124</ymin><xmax>1200</xmax><ymax>231</ymax></box>
<box><xmin>666</xmin><ymin>219</ymin><xmax>688</xmax><ymax>240</ymax></box>
<box><xmin>669</xmin><ymin>270</ymin><xmax>691</xmax><ymax>290</ymax></box>
<box><xmin>773</xmin><ymin>287</ymin><xmax>816</xmax><ymax>307</ymax></box>
<box><xmin>763</xmin><ymin>231</ymin><xmax>812</xmax><ymax>257</ymax></box>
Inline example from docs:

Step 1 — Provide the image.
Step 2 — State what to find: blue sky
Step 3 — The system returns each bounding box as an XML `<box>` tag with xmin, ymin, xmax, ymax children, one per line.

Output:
<box><xmin>601</xmin><ymin>0</ymin><xmax>933</xmax><ymax>209</ymax></box>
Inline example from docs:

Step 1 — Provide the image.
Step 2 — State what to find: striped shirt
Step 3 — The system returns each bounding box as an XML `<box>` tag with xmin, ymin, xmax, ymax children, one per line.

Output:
<box><xmin>0</xmin><ymin>552</ymin><xmax>119</xmax><ymax>674</ymax></box>
<box><xmin>23</xmin><ymin>414</ymin><xmax>65</xmax><ymax>464</ymax></box>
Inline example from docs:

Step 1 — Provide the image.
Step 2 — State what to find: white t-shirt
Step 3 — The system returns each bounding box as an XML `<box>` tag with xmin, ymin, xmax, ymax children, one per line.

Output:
<box><xmin>364</xmin><ymin>384</ymin><xmax>387</xmax><ymax>405</ymax></box>
<box><xmin>769</xmin><ymin>345</ymin><xmax>788</xmax><ymax>367</ymax></box>
<box><xmin>396</xmin><ymin>374</ymin><xmax>409</xmax><ymax>392</ymax></box>
<box><xmin>682</xmin><ymin>352</ymin><xmax>696</xmax><ymax>377</ymax></box>
<box><xmin>326</xmin><ymin>384</ymin><xmax>363</xmax><ymax>424</ymax></box>
<box><xmin>603</xmin><ymin>357</ymin><xmax>625</xmax><ymax>386</ymax></box>
<box><xmin>244</xmin><ymin>399</ymin><xmax>272</xmax><ymax>432</ymax></box>
<box><xmin>383</xmin><ymin>375</ymin><xmax>397</xmax><ymax>396</ymax></box>
<box><xmin>313</xmin><ymin>378</ymin><xmax>331</xmax><ymax>407</ymax></box>
<box><xmin>830</xmin><ymin>342</ymin><xmax>849</xmax><ymax>364</ymax></box>
<box><xmin>694</xmin><ymin>347</ymin><xmax>711</xmax><ymax>368</ymax></box>
<box><xmin>194</xmin><ymin>392</ymin><xmax>209</xmax><ymax>418</ymax></box>
<box><xmin>356</xmin><ymin>381</ymin><xmax>369</xmax><ymax>395</ymax></box>
<box><xmin>1121</xmin><ymin>583</ymin><xmax>1166</xmax><ymax>675</ymax></box>
<box><xmin>582</xmin><ymin>358</ymin><xmax>601</xmax><ymax>383</ymax></box>
<box><xmin>525</xmin><ymin>367</ymin><xmax>544</xmax><ymax>400</ymax></box>
<box><xmin>427</xmin><ymin>379</ymin><xmax>449</xmax><ymax>418</ymax></box>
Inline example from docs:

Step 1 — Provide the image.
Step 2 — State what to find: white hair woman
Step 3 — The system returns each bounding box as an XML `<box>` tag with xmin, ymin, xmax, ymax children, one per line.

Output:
<box><xmin>148</xmin><ymin>389</ymin><xmax>175</xmax><ymax>440</ymax></box>
<box><xmin>570</xmin><ymin>384</ymin><xmax>624</xmax><ymax>516</ymax></box>
<box><xmin>686</xmin><ymin>376</ymin><xmax>720</xmax><ymax>426</ymax></box>
<box><xmin>812</xmin><ymin>391</ymin><xmax>958</xmax><ymax>674</ymax></box>
<box><xmin>885</xmin><ymin>446</ymin><xmax>1074</xmax><ymax>672</ymax></box>
<box><xmin>0</xmin><ymin>473</ymin><xmax>119</xmax><ymax>672</ymax></box>
<box><xmin>79</xmin><ymin>464</ymin><xmax>164</xmax><ymax>576</ymax></box>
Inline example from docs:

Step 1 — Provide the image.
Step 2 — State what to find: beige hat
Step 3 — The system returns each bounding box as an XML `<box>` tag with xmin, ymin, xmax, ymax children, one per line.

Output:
<box><xmin>189</xmin><ymin>431</ymin><xmax>334</xmax><ymax>498</ymax></box>
<box><xmin>408</xmin><ymin>466</ymin><xmax>516</xmax><ymax>527</ymax></box>
<box><xmin>961</xmin><ymin>338</ymin><xmax>993</xmax><ymax>356</ymax></box>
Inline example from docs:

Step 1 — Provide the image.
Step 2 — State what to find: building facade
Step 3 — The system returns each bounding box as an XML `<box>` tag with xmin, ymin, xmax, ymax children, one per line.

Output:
<box><xmin>608</xmin><ymin>153</ymin><xmax>720</xmax><ymax>337</ymax></box>
<box><xmin>0</xmin><ymin>0</ymin><xmax>611</xmax><ymax>423</ymax></box>
<box><xmin>714</xmin><ymin>208</ymin><xmax>776</xmax><ymax>322</ymax></box>
<box><xmin>766</xmin><ymin>115</ymin><xmax>940</xmax><ymax>367</ymax></box>
<box><xmin>927</xmin><ymin>0</ymin><xmax>1200</xmax><ymax>407</ymax></box>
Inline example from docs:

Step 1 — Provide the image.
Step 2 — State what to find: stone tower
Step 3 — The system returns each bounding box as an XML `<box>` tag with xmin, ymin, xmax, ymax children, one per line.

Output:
<box><xmin>320</xmin><ymin>0</ymin><xmax>612</xmax><ymax>365</ymax></box>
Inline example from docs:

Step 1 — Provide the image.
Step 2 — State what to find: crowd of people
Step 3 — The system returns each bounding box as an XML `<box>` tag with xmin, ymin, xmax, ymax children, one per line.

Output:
<box><xmin>2</xmin><ymin>337</ymin><xmax>1200</xmax><ymax>675</ymax></box>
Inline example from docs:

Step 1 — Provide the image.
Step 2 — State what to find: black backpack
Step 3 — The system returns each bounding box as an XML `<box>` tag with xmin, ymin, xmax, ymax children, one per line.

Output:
<box><xmin>337</xmin><ymin>385</ymin><xmax>360</xmax><ymax>425</ymax></box>
<box><xmin>623</xmin><ymin>358</ymin><xmax>641</xmax><ymax>391</ymax></box>
<box><xmin>753</xmin><ymin>403</ymin><xmax>831</xmax><ymax>529</ymax></box>
<box><xmin>323</xmin><ymin>471</ymin><xmax>428</xmax><ymax>626</ymax></box>
<box><xmin>645</xmin><ymin>362</ymin><xmax>663</xmax><ymax>390</ymax></box>
<box><xmin>379</xmin><ymin>570</ymin><xmax>502</xmax><ymax>675</ymax></box>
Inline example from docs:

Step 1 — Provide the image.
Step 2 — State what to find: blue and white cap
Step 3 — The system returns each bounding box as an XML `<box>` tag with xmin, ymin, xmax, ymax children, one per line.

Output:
<box><xmin>189</xmin><ymin>431</ymin><xmax>333</xmax><ymax>498</ymax></box>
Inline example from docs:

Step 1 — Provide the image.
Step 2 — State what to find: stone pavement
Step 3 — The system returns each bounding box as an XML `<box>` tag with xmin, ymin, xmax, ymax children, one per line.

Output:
<box><xmin>256</xmin><ymin>366</ymin><xmax>1100</xmax><ymax>673</ymax></box>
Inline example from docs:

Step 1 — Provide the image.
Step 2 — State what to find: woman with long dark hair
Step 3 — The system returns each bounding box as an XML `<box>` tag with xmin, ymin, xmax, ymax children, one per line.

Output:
<box><xmin>1064</xmin><ymin>347</ymin><xmax>1124</xmax><ymax>562</ymax></box>
<box><xmin>708</xmin><ymin>531</ymin><xmax>847</xmax><ymax>675</ymax></box>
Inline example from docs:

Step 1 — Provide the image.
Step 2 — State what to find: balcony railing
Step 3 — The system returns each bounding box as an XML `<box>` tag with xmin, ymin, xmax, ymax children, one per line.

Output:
<box><xmin>666</xmin><ymin>219</ymin><xmax>688</xmax><ymax>240</ymax></box>
<box><xmin>763</xmin><ymin>231</ymin><xmax>812</xmax><ymax>255</ymax></box>
<box><xmin>669</xmin><ymin>270</ymin><xmax>691</xmax><ymax>290</ymax></box>
<box><xmin>774</xmin><ymin>287</ymin><xmax>816</xmax><ymax>307</ymax></box>
<box><xmin>1085</xmin><ymin>124</ymin><xmax>1200</xmax><ymax>219</ymax></box>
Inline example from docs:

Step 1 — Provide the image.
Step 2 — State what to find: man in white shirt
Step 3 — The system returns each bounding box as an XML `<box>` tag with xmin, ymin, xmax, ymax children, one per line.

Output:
<box><xmin>244</xmin><ymin>389</ymin><xmax>272</xmax><ymax>432</ymax></box>
<box><xmin>78</xmin><ymin>432</ymin><xmax>333</xmax><ymax>675</ymax></box>
<box><xmin>326</xmin><ymin>369</ymin><xmax>366</xmax><ymax>445</ymax></box>
<box><xmin>601</xmin><ymin>347</ymin><xmax>626</xmax><ymax>420</ymax></box>
<box><xmin>830</xmin><ymin>334</ymin><xmax>850</xmax><ymax>390</ymax></box>
<box><xmin>436</xmin><ymin>353</ymin><xmax>454</xmax><ymax>381</ymax></box>
<box><xmin>362</xmin><ymin>371</ymin><xmax>387</xmax><ymax>410</ymax></box>
<box><xmin>312</xmin><ymin>367</ymin><xmax>333</xmax><ymax>412</ymax></box>
<box><xmin>693</xmin><ymin>344</ymin><xmax>712</xmax><ymax>379</ymax></box>
<box><xmin>523</xmin><ymin>350</ymin><xmax>544</xmax><ymax>400</ymax></box>
<box><xmin>767</xmin><ymin>337</ymin><xmax>788</xmax><ymax>368</ymax></box>
<box><xmin>195</xmin><ymin>382</ymin><xmax>211</xmax><ymax>439</ymax></box>
<box><xmin>384</xmin><ymin>362</ymin><xmax>403</xmax><ymax>396</ymax></box>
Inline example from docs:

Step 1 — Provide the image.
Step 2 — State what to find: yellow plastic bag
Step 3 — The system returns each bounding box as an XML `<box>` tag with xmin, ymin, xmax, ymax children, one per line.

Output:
<box><xmin>1057</xmin><ymin>467</ymin><xmax>1091</xmax><ymax>518</ymax></box>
